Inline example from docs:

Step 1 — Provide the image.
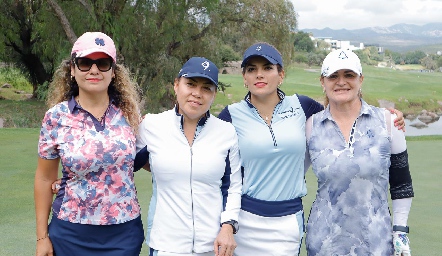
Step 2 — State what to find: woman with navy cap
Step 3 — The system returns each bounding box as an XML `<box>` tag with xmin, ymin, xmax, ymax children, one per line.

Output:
<box><xmin>34</xmin><ymin>32</ymin><xmax>144</xmax><ymax>256</ymax></box>
<box><xmin>305</xmin><ymin>50</ymin><xmax>413</xmax><ymax>255</ymax></box>
<box><xmin>218</xmin><ymin>43</ymin><xmax>405</xmax><ymax>255</ymax></box>
<box><xmin>135</xmin><ymin>57</ymin><xmax>242</xmax><ymax>256</ymax></box>
<box><xmin>218</xmin><ymin>42</ymin><xmax>322</xmax><ymax>255</ymax></box>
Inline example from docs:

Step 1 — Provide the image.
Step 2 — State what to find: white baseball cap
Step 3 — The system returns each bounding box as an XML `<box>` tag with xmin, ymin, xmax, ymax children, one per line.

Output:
<box><xmin>321</xmin><ymin>50</ymin><xmax>362</xmax><ymax>77</ymax></box>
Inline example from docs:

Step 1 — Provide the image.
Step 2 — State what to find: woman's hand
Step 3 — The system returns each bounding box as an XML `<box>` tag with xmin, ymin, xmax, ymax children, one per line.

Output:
<box><xmin>35</xmin><ymin>236</ymin><xmax>54</xmax><ymax>256</ymax></box>
<box><xmin>389</xmin><ymin>108</ymin><xmax>406</xmax><ymax>132</ymax></box>
<box><xmin>51</xmin><ymin>179</ymin><xmax>61</xmax><ymax>194</ymax></box>
<box><xmin>214</xmin><ymin>225</ymin><xmax>237</xmax><ymax>256</ymax></box>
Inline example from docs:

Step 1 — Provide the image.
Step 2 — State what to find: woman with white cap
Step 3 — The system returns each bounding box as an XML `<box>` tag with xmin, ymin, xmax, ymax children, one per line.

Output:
<box><xmin>305</xmin><ymin>49</ymin><xmax>413</xmax><ymax>255</ymax></box>
<box><xmin>34</xmin><ymin>32</ymin><xmax>144</xmax><ymax>256</ymax></box>
<box><xmin>135</xmin><ymin>57</ymin><xmax>242</xmax><ymax>256</ymax></box>
<box><xmin>218</xmin><ymin>43</ymin><xmax>406</xmax><ymax>255</ymax></box>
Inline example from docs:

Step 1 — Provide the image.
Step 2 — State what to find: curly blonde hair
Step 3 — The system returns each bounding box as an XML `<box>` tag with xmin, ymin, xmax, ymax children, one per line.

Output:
<box><xmin>47</xmin><ymin>59</ymin><xmax>141</xmax><ymax>133</ymax></box>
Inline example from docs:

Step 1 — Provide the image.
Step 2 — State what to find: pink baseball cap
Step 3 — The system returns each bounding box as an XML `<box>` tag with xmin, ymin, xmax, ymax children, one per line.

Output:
<box><xmin>71</xmin><ymin>32</ymin><xmax>117</xmax><ymax>63</ymax></box>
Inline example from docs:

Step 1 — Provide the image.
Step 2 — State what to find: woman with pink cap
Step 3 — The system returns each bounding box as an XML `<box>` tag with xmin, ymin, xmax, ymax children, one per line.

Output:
<box><xmin>34</xmin><ymin>32</ymin><xmax>144</xmax><ymax>256</ymax></box>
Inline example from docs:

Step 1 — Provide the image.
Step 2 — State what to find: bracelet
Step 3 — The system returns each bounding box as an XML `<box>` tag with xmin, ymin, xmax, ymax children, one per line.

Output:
<box><xmin>36</xmin><ymin>235</ymin><xmax>48</xmax><ymax>241</ymax></box>
<box><xmin>393</xmin><ymin>225</ymin><xmax>409</xmax><ymax>233</ymax></box>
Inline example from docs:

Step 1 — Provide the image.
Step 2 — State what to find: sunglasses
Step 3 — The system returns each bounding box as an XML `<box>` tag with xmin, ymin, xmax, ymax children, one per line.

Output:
<box><xmin>74</xmin><ymin>57</ymin><xmax>114</xmax><ymax>72</ymax></box>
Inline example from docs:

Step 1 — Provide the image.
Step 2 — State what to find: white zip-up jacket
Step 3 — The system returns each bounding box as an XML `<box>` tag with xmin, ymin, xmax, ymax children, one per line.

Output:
<box><xmin>135</xmin><ymin>107</ymin><xmax>242</xmax><ymax>253</ymax></box>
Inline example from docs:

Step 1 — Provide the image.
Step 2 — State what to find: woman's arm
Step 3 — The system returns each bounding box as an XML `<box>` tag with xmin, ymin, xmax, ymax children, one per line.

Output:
<box><xmin>34</xmin><ymin>157</ymin><xmax>59</xmax><ymax>256</ymax></box>
<box><xmin>135</xmin><ymin>115</ymin><xmax>151</xmax><ymax>172</ymax></box>
<box><xmin>304</xmin><ymin>116</ymin><xmax>313</xmax><ymax>174</ymax></box>
<box><xmin>387</xmin><ymin>110</ymin><xmax>414</xmax><ymax>256</ymax></box>
<box><xmin>215</xmin><ymin>129</ymin><xmax>242</xmax><ymax>256</ymax></box>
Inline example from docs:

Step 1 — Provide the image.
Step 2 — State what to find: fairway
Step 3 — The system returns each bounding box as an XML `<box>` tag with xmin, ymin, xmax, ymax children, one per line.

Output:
<box><xmin>0</xmin><ymin>129</ymin><xmax>441</xmax><ymax>255</ymax></box>
<box><xmin>214</xmin><ymin>63</ymin><xmax>442</xmax><ymax>116</ymax></box>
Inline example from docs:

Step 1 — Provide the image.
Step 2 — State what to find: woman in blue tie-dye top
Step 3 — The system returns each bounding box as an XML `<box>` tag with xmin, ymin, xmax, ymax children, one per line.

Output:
<box><xmin>305</xmin><ymin>50</ymin><xmax>414</xmax><ymax>256</ymax></box>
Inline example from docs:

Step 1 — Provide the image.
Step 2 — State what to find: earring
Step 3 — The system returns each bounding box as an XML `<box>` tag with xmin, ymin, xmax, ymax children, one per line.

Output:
<box><xmin>71</xmin><ymin>75</ymin><xmax>74</xmax><ymax>80</ymax></box>
<box><xmin>278</xmin><ymin>83</ymin><xmax>282</xmax><ymax>88</ymax></box>
<box><xmin>244</xmin><ymin>84</ymin><xmax>248</xmax><ymax>88</ymax></box>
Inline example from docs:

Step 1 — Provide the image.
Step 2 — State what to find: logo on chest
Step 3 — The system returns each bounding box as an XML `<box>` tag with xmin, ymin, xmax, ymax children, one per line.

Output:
<box><xmin>278</xmin><ymin>107</ymin><xmax>301</xmax><ymax>119</ymax></box>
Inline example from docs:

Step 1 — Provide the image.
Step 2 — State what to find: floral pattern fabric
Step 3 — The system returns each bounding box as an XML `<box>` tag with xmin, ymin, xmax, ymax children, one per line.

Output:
<box><xmin>306</xmin><ymin>100</ymin><xmax>394</xmax><ymax>255</ymax></box>
<box><xmin>38</xmin><ymin>99</ymin><xmax>140</xmax><ymax>225</ymax></box>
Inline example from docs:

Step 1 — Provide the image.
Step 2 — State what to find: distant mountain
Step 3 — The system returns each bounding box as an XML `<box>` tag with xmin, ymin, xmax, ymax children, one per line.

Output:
<box><xmin>301</xmin><ymin>22</ymin><xmax>442</xmax><ymax>52</ymax></box>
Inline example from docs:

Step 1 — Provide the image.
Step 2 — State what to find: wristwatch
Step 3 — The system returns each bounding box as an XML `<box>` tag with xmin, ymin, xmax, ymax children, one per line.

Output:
<box><xmin>393</xmin><ymin>225</ymin><xmax>409</xmax><ymax>233</ymax></box>
<box><xmin>222</xmin><ymin>220</ymin><xmax>239</xmax><ymax>234</ymax></box>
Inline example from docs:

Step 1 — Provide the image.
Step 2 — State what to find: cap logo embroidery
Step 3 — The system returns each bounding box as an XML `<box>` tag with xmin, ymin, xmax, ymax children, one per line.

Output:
<box><xmin>338</xmin><ymin>51</ymin><xmax>348</xmax><ymax>59</ymax></box>
<box><xmin>95</xmin><ymin>38</ymin><xmax>105</xmax><ymax>46</ymax></box>
<box><xmin>202</xmin><ymin>61</ymin><xmax>209</xmax><ymax>70</ymax></box>
<box><xmin>255</xmin><ymin>45</ymin><xmax>262</xmax><ymax>51</ymax></box>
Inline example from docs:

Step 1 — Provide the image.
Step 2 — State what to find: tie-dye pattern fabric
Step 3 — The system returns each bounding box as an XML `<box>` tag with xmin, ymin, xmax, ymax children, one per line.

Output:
<box><xmin>38</xmin><ymin>100</ymin><xmax>140</xmax><ymax>225</ymax></box>
<box><xmin>306</xmin><ymin>100</ymin><xmax>394</xmax><ymax>255</ymax></box>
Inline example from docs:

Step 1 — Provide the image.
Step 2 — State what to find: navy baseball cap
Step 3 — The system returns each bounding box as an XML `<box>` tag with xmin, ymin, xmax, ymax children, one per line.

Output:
<box><xmin>241</xmin><ymin>43</ymin><xmax>283</xmax><ymax>68</ymax></box>
<box><xmin>177</xmin><ymin>57</ymin><xmax>219</xmax><ymax>87</ymax></box>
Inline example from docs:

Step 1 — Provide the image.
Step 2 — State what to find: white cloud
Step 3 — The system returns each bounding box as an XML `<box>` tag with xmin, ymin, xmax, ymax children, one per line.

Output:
<box><xmin>291</xmin><ymin>0</ymin><xmax>442</xmax><ymax>29</ymax></box>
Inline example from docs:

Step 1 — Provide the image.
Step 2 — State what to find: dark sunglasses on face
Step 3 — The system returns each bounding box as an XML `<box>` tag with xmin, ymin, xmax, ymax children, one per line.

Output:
<box><xmin>74</xmin><ymin>57</ymin><xmax>114</xmax><ymax>72</ymax></box>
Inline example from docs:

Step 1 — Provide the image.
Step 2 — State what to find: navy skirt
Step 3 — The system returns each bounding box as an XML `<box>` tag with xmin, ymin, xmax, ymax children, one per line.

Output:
<box><xmin>48</xmin><ymin>215</ymin><xmax>144</xmax><ymax>256</ymax></box>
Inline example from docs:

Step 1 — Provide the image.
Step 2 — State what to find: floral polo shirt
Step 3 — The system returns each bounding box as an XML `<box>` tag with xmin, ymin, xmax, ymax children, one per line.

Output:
<box><xmin>38</xmin><ymin>97</ymin><xmax>141</xmax><ymax>225</ymax></box>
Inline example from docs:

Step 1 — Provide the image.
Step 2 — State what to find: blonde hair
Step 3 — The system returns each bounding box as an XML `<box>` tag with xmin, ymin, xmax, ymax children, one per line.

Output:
<box><xmin>47</xmin><ymin>59</ymin><xmax>141</xmax><ymax>133</ymax></box>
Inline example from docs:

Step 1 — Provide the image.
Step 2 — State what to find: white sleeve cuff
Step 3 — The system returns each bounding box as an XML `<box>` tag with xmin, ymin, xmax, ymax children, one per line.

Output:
<box><xmin>392</xmin><ymin>197</ymin><xmax>412</xmax><ymax>226</ymax></box>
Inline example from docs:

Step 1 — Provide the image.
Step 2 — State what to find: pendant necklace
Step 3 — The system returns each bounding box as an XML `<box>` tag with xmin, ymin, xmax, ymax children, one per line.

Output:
<box><xmin>258</xmin><ymin>109</ymin><xmax>270</xmax><ymax>122</ymax></box>
<box><xmin>77</xmin><ymin>96</ymin><xmax>108</xmax><ymax>123</ymax></box>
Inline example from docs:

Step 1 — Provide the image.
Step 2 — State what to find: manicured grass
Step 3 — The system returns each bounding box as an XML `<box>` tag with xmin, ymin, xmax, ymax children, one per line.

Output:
<box><xmin>217</xmin><ymin>63</ymin><xmax>442</xmax><ymax>116</ymax></box>
<box><xmin>1</xmin><ymin>129</ymin><xmax>441</xmax><ymax>255</ymax></box>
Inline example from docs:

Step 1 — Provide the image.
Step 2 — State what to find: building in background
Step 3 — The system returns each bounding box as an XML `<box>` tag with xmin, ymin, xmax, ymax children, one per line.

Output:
<box><xmin>310</xmin><ymin>35</ymin><xmax>365</xmax><ymax>51</ymax></box>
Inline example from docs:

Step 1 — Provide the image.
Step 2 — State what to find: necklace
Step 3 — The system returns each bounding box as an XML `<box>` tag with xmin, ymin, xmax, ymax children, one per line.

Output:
<box><xmin>257</xmin><ymin>109</ymin><xmax>271</xmax><ymax>122</ymax></box>
<box><xmin>76</xmin><ymin>96</ymin><xmax>108</xmax><ymax>122</ymax></box>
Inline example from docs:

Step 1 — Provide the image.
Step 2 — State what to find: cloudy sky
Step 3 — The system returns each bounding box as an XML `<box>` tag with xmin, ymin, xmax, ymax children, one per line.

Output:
<box><xmin>290</xmin><ymin>0</ymin><xmax>442</xmax><ymax>30</ymax></box>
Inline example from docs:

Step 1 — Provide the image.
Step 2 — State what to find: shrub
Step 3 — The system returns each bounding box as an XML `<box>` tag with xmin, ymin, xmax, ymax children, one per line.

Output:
<box><xmin>0</xmin><ymin>66</ymin><xmax>32</xmax><ymax>92</ymax></box>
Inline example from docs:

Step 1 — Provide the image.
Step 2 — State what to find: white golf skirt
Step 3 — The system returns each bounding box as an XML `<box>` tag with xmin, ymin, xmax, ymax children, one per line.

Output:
<box><xmin>234</xmin><ymin>196</ymin><xmax>304</xmax><ymax>256</ymax></box>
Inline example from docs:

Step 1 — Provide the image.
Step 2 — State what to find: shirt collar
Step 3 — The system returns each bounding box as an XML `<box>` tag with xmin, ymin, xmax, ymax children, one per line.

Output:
<box><xmin>318</xmin><ymin>99</ymin><xmax>373</xmax><ymax>123</ymax></box>
<box><xmin>68</xmin><ymin>95</ymin><xmax>115</xmax><ymax>113</ymax></box>
<box><xmin>174</xmin><ymin>104</ymin><xmax>210</xmax><ymax>128</ymax></box>
<box><xmin>68</xmin><ymin>96</ymin><xmax>79</xmax><ymax>113</ymax></box>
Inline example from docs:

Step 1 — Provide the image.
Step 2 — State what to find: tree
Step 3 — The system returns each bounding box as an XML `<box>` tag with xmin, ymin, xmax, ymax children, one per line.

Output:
<box><xmin>404</xmin><ymin>50</ymin><xmax>426</xmax><ymax>64</ymax></box>
<box><xmin>0</xmin><ymin>0</ymin><xmax>52</xmax><ymax>95</ymax></box>
<box><xmin>421</xmin><ymin>55</ymin><xmax>438</xmax><ymax>70</ymax></box>
<box><xmin>293</xmin><ymin>53</ymin><xmax>307</xmax><ymax>64</ymax></box>
<box><xmin>1</xmin><ymin>0</ymin><xmax>298</xmax><ymax>112</ymax></box>
<box><xmin>437</xmin><ymin>56</ymin><xmax>442</xmax><ymax>70</ymax></box>
<box><xmin>316</xmin><ymin>40</ymin><xmax>331</xmax><ymax>51</ymax></box>
<box><xmin>293</xmin><ymin>31</ymin><xmax>314</xmax><ymax>52</ymax></box>
<box><xmin>389</xmin><ymin>51</ymin><xmax>404</xmax><ymax>65</ymax></box>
